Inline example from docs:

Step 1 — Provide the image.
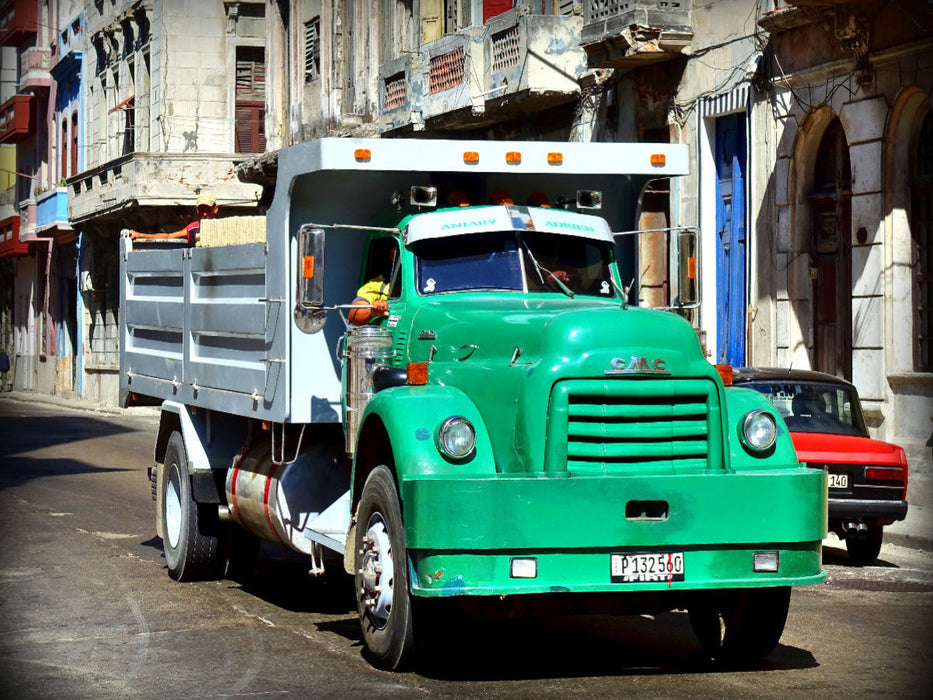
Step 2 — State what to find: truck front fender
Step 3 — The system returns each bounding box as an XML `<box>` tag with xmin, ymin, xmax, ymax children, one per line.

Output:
<box><xmin>355</xmin><ymin>385</ymin><xmax>497</xmax><ymax>482</ymax></box>
<box><xmin>724</xmin><ymin>387</ymin><xmax>800</xmax><ymax>469</ymax></box>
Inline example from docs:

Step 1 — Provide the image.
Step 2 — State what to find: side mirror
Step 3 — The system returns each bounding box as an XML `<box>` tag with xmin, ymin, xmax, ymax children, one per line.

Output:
<box><xmin>295</xmin><ymin>225</ymin><xmax>327</xmax><ymax>333</ymax></box>
<box><xmin>676</xmin><ymin>227</ymin><xmax>698</xmax><ymax>307</ymax></box>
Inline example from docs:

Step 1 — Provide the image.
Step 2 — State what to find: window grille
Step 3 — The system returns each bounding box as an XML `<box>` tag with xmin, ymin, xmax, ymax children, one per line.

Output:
<box><xmin>429</xmin><ymin>48</ymin><xmax>465</xmax><ymax>94</ymax></box>
<box><xmin>305</xmin><ymin>17</ymin><xmax>320</xmax><ymax>83</ymax></box>
<box><xmin>384</xmin><ymin>73</ymin><xmax>406</xmax><ymax>110</ymax></box>
<box><xmin>491</xmin><ymin>26</ymin><xmax>520</xmax><ymax>73</ymax></box>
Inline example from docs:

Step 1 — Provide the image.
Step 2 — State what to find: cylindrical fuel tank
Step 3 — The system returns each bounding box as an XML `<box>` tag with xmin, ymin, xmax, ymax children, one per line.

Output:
<box><xmin>343</xmin><ymin>326</ymin><xmax>394</xmax><ymax>455</ymax></box>
<box><xmin>225</xmin><ymin>438</ymin><xmax>348</xmax><ymax>554</ymax></box>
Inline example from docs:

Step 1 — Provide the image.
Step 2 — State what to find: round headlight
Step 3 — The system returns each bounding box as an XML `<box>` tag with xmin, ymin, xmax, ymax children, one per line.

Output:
<box><xmin>742</xmin><ymin>410</ymin><xmax>777</xmax><ymax>452</ymax></box>
<box><xmin>437</xmin><ymin>416</ymin><xmax>476</xmax><ymax>460</ymax></box>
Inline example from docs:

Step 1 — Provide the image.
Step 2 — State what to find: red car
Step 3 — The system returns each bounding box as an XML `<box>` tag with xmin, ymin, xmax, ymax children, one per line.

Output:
<box><xmin>732</xmin><ymin>367</ymin><xmax>908</xmax><ymax>564</ymax></box>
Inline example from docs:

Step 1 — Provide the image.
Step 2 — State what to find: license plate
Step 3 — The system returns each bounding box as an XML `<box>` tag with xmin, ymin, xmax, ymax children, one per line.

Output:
<box><xmin>828</xmin><ymin>473</ymin><xmax>848</xmax><ymax>489</ymax></box>
<box><xmin>611</xmin><ymin>552</ymin><xmax>685</xmax><ymax>583</ymax></box>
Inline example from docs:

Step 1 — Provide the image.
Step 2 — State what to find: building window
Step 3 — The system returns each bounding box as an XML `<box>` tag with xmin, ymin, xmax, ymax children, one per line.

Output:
<box><xmin>305</xmin><ymin>17</ymin><xmax>320</xmax><ymax>83</ymax></box>
<box><xmin>913</xmin><ymin>109</ymin><xmax>933</xmax><ymax>371</ymax></box>
<box><xmin>61</xmin><ymin>118</ymin><xmax>69</xmax><ymax>179</ymax></box>
<box><xmin>71</xmin><ymin>111</ymin><xmax>78</xmax><ymax>176</ymax></box>
<box><xmin>235</xmin><ymin>45</ymin><xmax>265</xmax><ymax>153</ymax></box>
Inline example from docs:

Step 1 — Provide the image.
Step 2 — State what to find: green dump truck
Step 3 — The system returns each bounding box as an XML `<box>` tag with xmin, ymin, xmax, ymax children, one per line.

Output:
<box><xmin>120</xmin><ymin>138</ymin><xmax>827</xmax><ymax>670</ymax></box>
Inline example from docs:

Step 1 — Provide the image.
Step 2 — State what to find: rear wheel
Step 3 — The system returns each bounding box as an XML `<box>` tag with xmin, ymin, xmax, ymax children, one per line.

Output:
<box><xmin>355</xmin><ymin>466</ymin><xmax>416</xmax><ymax>671</ymax></box>
<box><xmin>159</xmin><ymin>431</ymin><xmax>225</xmax><ymax>581</ymax></box>
<box><xmin>689</xmin><ymin>587</ymin><xmax>791</xmax><ymax>662</ymax></box>
<box><xmin>846</xmin><ymin>523</ymin><xmax>883</xmax><ymax>565</ymax></box>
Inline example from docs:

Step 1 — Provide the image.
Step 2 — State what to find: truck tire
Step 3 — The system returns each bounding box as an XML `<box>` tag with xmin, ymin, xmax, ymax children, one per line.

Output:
<box><xmin>160</xmin><ymin>431</ymin><xmax>225</xmax><ymax>581</ymax></box>
<box><xmin>846</xmin><ymin>523</ymin><xmax>883</xmax><ymax>565</ymax></box>
<box><xmin>688</xmin><ymin>586</ymin><xmax>791</xmax><ymax>663</ymax></box>
<box><xmin>355</xmin><ymin>466</ymin><xmax>416</xmax><ymax>671</ymax></box>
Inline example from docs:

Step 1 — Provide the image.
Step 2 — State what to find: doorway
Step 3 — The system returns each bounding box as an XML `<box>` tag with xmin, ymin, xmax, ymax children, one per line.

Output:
<box><xmin>715</xmin><ymin>113</ymin><xmax>747</xmax><ymax>366</ymax></box>
<box><xmin>809</xmin><ymin>118</ymin><xmax>852</xmax><ymax>380</ymax></box>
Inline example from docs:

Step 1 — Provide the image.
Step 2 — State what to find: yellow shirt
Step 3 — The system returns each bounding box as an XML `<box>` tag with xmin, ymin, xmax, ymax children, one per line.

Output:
<box><xmin>356</xmin><ymin>276</ymin><xmax>390</xmax><ymax>303</ymax></box>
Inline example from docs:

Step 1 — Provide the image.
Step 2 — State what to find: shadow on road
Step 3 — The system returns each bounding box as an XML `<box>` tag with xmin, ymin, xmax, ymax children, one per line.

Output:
<box><xmin>0</xmin><ymin>456</ymin><xmax>132</xmax><ymax>491</ymax></box>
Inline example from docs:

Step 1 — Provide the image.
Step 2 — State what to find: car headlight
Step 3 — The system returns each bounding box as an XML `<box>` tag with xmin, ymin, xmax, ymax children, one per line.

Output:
<box><xmin>742</xmin><ymin>410</ymin><xmax>777</xmax><ymax>452</ymax></box>
<box><xmin>437</xmin><ymin>416</ymin><xmax>476</xmax><ymax>460</ymax></box>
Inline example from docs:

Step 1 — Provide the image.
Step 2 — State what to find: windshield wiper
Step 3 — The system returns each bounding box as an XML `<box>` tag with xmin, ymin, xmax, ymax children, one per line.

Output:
<box><xmin>520</xmin><ymin>240</ymin><xmax>574</xmax><ymax>299</ymax></box>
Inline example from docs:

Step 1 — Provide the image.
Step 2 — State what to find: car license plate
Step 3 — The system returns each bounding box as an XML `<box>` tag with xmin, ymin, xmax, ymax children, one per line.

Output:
<box><xmin>611</xmin><ymin>552</ymin><xmax>685</xmax><ymax>583</ymax></box>
<box><xmin>828</xmin><ymin>473</ymin><xmax>848</xmax><ymax>489</ymax></box>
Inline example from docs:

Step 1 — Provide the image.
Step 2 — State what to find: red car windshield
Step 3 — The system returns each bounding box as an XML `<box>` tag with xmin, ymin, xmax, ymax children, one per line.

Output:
<box><xmin>740</xmin><ymin>381</ymin><xmax>869</xmax><ymax>437</ymax></box>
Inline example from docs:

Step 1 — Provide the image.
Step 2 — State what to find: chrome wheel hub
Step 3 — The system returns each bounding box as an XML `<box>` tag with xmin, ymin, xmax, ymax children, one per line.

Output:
<box><xmin>359</xmin><ymin>514</ymin><xmax>394</xmax><ymax>629</ymax></box>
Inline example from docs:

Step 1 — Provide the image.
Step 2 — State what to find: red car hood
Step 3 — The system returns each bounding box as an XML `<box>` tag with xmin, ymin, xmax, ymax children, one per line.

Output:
<box><xmin>790</xmin><ymin>432</ymin><xmax>907</xmax><ymax>467</ymax></box>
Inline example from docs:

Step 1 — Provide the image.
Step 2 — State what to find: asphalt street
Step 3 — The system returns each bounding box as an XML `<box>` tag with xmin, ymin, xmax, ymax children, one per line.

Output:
<box><xmin>1</xmin><ymin>393</ymin><xmax>931</xmax><ymax>698</ymax></box>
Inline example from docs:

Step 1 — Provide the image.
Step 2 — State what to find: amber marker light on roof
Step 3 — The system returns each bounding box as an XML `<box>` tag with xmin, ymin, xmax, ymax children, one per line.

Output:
<box><xmin>505</xmin><ymin>151</ymin><xmax>522</xmax><ymax>164</ymax></box>
<box><xmin>547</xmin><ymin>152</ymin><xmax>563</xmax><ymax>165</ymax></box>
<box><xmin>650</xmin><ymin>153</ymin><xmax>666</xmax><ymax>166</ymax></box>
<box><xmin>463</xmin><ymin>151</ymin><xmax>479</xmax><ymax>164</ymax></box>
<box><xmin>407</xmin><ymin>362</ymin><xmax>429</xmax><ymax>385</ymax></box>
<box><xmin>354</xmin><ymin>148</ymin><xmax>371</xmax><ymax>162</ymax></box>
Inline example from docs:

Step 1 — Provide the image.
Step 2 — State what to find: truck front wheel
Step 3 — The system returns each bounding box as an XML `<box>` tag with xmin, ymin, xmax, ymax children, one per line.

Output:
<box><xmin>355</xmin><ymin>466</ymin><xmax>415</xmax><ymax>671</ymax></box>
<box><xmin>688</xmin><ymin>586</ymin><xmax>791</xmax><ymax>663</ymax></box>
<box><xmin>160</xmin><ymin>431</ymin><xmax>225</xmax><ymax>581</ymax></box>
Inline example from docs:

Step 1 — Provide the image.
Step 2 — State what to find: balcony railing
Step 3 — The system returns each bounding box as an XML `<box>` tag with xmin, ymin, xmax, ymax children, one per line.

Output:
<box><xmin>483</xmin><ymin>7</ymin><xmax>586</xmax><ymax>112</ymax></box>
<box><xmin>19</xmin><ymin>47</ymin><xmax>51</xmax><ymax>92</ymax></box>
<box><xmin>378</xmin><ymin>51</ymin><xmax>425</xmax><ymax>133</ymax></box>
<box><xmin>0</xmin><ymin>0</ymin><xmax>39</xmax><ymax>46</ymax></box>
<box><xmin>0</xmin><ymin>94</ymin><xmax>35</xmax><ymax>143</ymax></box>
<box><xmin>581</xmin><ymin>0</ymin><xmax>693</xmax><ymax>68</ymax></box>
<box><xmin>36</xmin><ymin>188</ymin><xmax>70</xmax><ymax>232</ymax></box>
<box><xmin>420</xmin><ymin>28</ymin><xmax>485</xmax><ymax>125</ymax></box>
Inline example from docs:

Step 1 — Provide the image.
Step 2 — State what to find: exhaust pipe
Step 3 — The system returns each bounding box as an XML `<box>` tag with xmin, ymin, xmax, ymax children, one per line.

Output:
<box><xmin>843</xmin><ymin>521</ymin><xmax>870</xmax><ymax>541</ymax></box>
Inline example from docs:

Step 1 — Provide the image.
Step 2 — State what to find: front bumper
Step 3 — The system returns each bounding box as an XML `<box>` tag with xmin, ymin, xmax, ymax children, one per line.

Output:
<box><xmin>401</xmin><ymin>467</ymin><xmax>828</xmax><ymax>597</ymax></box>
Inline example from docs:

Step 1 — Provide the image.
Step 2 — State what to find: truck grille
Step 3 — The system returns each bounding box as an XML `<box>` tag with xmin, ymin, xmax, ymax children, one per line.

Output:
<box><xmin>546</xmin><ymin>378</ymin><xmax>721</xmax><ymax>474</ymax></box>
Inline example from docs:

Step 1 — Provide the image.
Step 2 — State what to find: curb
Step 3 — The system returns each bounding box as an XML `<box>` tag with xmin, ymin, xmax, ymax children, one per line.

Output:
<box><xmin>885</xmin><ymin>530</ymin><xmax>933</xmax><ymax>553</ymax></box>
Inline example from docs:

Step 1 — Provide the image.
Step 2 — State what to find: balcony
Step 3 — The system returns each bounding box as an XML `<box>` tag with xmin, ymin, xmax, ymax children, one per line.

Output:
<box><xmin>0</xmin><ymin>94</ymin><xmax>35</xmax><ymax>143</ymax></box>
<box><xmin>67</xmin><ymin>153</ymin><xmax>262</xmax><ymax>226</ymax></box>
<box><xmin>0</xmin><ymin>213</ymin><xmax>28</xmax><ymax>258</ymax></box>
<box><xmin>581</xmin><ymin>0</ymin><xmax>693</xmax><ymax>69</ymax></box>
<box><xmin>483</xmin><ymin>7</ymin><xmax>586</xmax><ymax>117</ymax></box>
<box><xmin>19</xmin><ymin>46</ymin><xmax>51</xmax><ymax>92</ymax></box>
<box><xmin>0</xmin><ymin>0</ymin><xmax>39</xmax><ymax>46</ymax></box>
<box><xmin>378</xmin><ymin>52</ymin><xmax>425</xmax><ymax>134</ymax></box>
<box><xmin>36</xmin><ymin>187</ymin><xmax>71</xmax><ymax>234</ymax></box>
<box><xmin>419</xmin><ymin>28</ymin><xmax>486</xmax><ymax>129</ymax></box>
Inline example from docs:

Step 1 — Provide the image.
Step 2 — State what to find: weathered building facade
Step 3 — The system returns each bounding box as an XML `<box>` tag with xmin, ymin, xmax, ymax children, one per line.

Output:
<box><xmin>755</xmin><ymin>0</ymin><xmax>932</xmax><ymax>470</ymax></box>
<box><xmin>67</xmin><ymin>0</ymin><xmax>264</xmax><ymax>404</ymax></box>
<box><xmin>0</xmin><ymin>0</ymin><xmax>81</xmax><ymax>398</ymax></box>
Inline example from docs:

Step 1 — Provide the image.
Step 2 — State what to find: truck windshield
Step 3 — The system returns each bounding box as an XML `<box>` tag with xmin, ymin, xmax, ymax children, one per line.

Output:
<box><xmin>414</xmin><ymin>231</ymin><xmax>617</xmax><ymax>298</ymax></box>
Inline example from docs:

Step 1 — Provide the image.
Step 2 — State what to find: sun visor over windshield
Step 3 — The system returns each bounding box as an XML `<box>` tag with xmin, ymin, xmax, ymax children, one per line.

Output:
<box><xmin>405</xmin><ymin>205</ymin><xmax>614</xmax><ymax>245</ymax></box>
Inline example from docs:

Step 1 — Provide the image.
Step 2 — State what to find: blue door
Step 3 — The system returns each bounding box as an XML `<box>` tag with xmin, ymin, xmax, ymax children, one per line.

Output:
<box><xmin>715</xmin><ymin>114</ymin><xmax>747</xmax><ymax>366</ymax></box>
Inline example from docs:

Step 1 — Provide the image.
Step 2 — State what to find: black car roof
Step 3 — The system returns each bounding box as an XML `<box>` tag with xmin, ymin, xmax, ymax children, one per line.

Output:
<box><xmin>731</xmin><ymin>366</ymin><xmax>857</xmax><ymax>390</ymax></box>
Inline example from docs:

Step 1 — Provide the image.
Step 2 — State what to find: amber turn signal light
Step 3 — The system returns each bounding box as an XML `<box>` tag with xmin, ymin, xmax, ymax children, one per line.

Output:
<box><xmin>715</xmin><ymin>364</ymin><xmax>734</xmax><ymax>386</ymax></box>
<box><xmin>407</xmin><ymin>362</ymin><xmax>429</xmax><ymax>385</ymax></box>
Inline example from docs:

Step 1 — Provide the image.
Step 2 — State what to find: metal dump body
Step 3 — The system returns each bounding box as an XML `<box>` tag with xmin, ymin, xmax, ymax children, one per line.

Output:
<box><xmin>119</xmin><ymin>137</ymin><xmax>690</xmax><ymax>424</ymax></box>
<box><xmin>120</xmin><ymin>241</ymin><xmax>278</xmax><ymax>419</ymax></box>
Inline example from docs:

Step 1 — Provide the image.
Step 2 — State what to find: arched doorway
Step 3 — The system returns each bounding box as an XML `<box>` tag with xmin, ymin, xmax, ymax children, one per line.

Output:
<box><xmin>809</xmin><ymin>118</ymin><xmax>852</xmax><ymax>379</ymax></box>
<box><xmin>912</xmin><ymin>108</ymin><xmax>933</xmax><ymax>371</ymax></box>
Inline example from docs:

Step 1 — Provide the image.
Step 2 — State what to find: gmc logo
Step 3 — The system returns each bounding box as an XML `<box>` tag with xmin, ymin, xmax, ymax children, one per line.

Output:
<box><xmin>605</xmin><ymin>356</ymin><xmax>670</xmax><ymax>375</ymax></box>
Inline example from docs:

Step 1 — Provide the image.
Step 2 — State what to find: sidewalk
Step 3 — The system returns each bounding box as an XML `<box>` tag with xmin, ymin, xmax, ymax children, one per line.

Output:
<box><xmin>2</xmin><ymin>389</ymin><xmax>931</xmax><ymax>551</ymax></box>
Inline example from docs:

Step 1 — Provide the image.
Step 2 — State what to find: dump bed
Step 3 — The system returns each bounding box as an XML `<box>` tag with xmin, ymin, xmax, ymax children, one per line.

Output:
<box><xmin>119</xmin><ymin>137</ymin><xmax>689</xmax><ymax>423</ymax></box>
